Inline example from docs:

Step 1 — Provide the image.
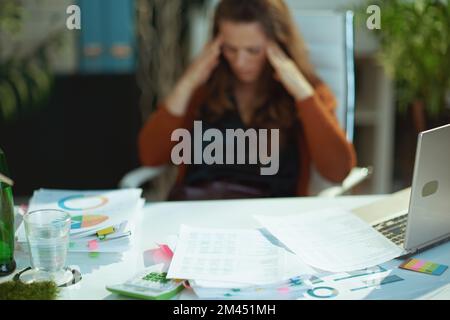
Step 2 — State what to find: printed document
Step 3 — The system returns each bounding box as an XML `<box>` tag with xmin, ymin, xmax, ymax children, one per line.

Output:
<box><xmin>255</xmin><ymin>208</ymin><xmax>404</xmax><ymax>272</ymax></box>
<box><xmin>167</xmin><ymin>225</ymin><xmax>316</xmax><ymax>284</ymax></box>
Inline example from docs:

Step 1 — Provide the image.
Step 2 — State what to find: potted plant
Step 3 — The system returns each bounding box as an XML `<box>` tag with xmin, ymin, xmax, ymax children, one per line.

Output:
<box><xmin>354</xmin><ymin>0</ymin><xmax>449</xmax><ymax>189</ymax></box>
<box><xmin>0</xmin><ymin>0</ymin><xmax>57</xmax><ymax>124</ymax></box>
<box><xmin>361</xmin><ymin>0</ymin><xmax>450</xmax><ymax>132</ymax></box>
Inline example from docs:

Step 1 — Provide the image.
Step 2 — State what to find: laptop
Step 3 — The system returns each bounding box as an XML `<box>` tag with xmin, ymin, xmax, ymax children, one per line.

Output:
<box><xmin>354</xmin><ymin>124</ymin><xmax>450</xmax><ymax>256</ymax></box>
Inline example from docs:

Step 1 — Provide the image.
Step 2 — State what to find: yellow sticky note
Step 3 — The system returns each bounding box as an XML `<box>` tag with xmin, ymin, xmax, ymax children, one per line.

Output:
<box><xmin>96</xmin><ymin>226</ymin><xmax>115</xmax><ymax>237</ymax></box>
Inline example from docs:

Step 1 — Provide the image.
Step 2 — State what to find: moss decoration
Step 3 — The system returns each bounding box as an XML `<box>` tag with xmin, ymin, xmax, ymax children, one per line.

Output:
<box><xmin>0</xmin><ymin>280</ymin><xmax>59</xmax><ymax>300</ymax></box>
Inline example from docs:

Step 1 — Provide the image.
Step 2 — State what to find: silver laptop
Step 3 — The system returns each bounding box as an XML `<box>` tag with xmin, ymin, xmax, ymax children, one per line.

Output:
<box><xmin>355</xmin><ymin>124</ymin><xmax>450</xmax><ymax>255</ymax></box>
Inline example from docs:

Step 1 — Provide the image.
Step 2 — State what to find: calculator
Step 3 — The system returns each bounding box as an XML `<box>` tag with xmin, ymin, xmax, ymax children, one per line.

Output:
<box><xmin>106</xmin><ymin>264</ymin><xmax>185</xmax><ymax>300</ymax></box>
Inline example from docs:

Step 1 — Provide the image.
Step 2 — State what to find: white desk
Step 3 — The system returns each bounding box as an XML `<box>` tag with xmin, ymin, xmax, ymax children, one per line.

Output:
<box><xmin>4</xmin><ymin>195</ymin><xmax>450</xmax><ymax>300</ymax></box>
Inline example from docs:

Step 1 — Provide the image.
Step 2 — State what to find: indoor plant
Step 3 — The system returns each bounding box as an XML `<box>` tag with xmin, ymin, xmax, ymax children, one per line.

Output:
<box><xmin>361</xmin><ymin>0</ymin><xmax>450</xmax><ymax>132</ymax></box>
<box><xmin>0</xmin><ymin>0</ymin><xmax>57</xmax><ymax>124</ymax></box>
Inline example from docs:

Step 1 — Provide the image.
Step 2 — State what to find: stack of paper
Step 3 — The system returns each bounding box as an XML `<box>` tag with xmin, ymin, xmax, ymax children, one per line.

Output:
<box><xmin>164</xmin><ymin>207</ymin><xmax>405</xmax><ymax>299</ymax></box>
<box><xmin>16</xmin><ymin>188</ymin><xmax>144</xmax><ymax>253</ymax></box>
<box><xmin>166</xmin><ymin>225</ymin><xmax>318</xmax><ymax>299</ymax></box>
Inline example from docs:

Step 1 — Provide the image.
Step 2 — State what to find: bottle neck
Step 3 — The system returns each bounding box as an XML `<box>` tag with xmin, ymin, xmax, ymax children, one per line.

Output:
<box><xmin>0</xmin><ymin>147</ymin><xmax>11</xmax><ymax>191</ymax></box>
<box><xmin>0</xmin><ymin>147</ymin><xmax>10</xmax><ymax>176</ymax></box>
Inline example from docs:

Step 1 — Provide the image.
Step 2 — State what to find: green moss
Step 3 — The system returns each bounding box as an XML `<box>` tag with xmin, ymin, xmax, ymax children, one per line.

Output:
<box><xmin>0</xmin><ymin>280</ymin><xmax>59</xmax><ymax>300</ymax></box>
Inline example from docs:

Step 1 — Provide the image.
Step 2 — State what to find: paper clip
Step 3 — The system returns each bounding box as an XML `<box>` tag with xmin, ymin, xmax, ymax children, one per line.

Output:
<box><xmin>96</xmin><ymin>226</ymin><xmax>115</xmax><ymax>238</ymax></box>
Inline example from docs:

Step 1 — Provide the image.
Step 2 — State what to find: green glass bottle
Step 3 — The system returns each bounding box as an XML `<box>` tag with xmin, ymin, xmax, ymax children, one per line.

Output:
<box><xmin>0</xmin><ymin>147</ymin><xmax>16</xmax><ymax>276</ymax></box>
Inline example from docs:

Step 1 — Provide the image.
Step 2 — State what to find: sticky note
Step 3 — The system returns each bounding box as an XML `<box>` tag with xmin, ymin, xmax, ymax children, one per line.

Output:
<box><xmin>89</xmin><ymin>252</ymin><xmax>100</xmax><ymax>258</ymax></box>
<box><xmin>158</xmin><ymin>244</ymin><xmax>174</xmax><ymax>258</ymax></box>
<box><xmin>96</xmin><ymin>226</ymin><xmax>115</xmax><ymax>237</ymax></box>
<box><xmin>143</xmin><ymin>245</ymin><xmax>174</xmax><ymax>268</ymax></box>
<box><xmin>88</xmin><ymin>239</ymin><xmax>99</xmax><ymax>251</ymax></box>
<box><xmin>399</xmin><ymin>258</ymin><xmax>448</xmax><ymax>276</ymax></box>
<box><xmin>277</xmin><ymin>287</ymin><xmax>290</xmax><ymax>294</ymax></box>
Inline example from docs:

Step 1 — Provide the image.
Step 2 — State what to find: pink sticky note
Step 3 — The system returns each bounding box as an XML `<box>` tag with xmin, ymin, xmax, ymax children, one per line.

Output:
<box><xmin>411</xmin><ymin>260</ymin><xmax>426</xmax><ymax>270</ymax></box>
<box><xmin>277</xmin><ymin>287</ymin><xmax>290</xmax><ymax>294</ymax></box>
<box><xmin>88</xmin><ymin>239</ymin><xmax>99</xmax><ymax>251</ymax></box>
<box><xmin>158</xmin><ymin>244</ymin><xmax>174</xmax><ymax>258</ymax></box>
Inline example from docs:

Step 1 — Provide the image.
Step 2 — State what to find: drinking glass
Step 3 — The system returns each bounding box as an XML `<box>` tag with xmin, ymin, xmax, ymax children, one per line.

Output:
<box><xmin>20</xmin><ymin>209</ymin><xmax>72</xmax><ymax>286</ymax></box>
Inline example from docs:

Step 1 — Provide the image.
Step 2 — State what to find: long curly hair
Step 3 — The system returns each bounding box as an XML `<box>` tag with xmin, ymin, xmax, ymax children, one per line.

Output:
<box><xmin>203</xmin><ymin>0</ymin><xmax>321</xmax><ymax>139</ymax></box>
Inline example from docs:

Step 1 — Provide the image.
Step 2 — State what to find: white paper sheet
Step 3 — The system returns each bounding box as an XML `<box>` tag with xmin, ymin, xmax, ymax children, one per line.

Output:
<box><xmin>166</xmin><ymin>225</ymin><xmax>316</xmax><ymax>284</ymax></box>
<box><xmin>255</xmin><ymin>208</ymin><xmax>404</xmax><ymax>272</ymax></box>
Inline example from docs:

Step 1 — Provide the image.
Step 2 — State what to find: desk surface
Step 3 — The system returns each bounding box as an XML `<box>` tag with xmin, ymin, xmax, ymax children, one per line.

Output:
<box><xmin>4</xmin><ymin>195</ymin><xmax>450</xmax><ymax>300</ymax></box>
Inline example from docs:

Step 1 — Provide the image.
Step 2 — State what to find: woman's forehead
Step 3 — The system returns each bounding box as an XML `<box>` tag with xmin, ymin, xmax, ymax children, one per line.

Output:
<box><xmin>219</xmin><ymin>21</ymin><xmax>268</xmax><ymax>47</ymax></box>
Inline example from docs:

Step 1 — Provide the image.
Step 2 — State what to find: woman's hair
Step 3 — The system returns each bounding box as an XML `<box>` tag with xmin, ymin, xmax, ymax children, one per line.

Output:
<box><xmin>203</xmin><ymin>0</ymin><xmax>321</xmax><ymax>138</ymax></box>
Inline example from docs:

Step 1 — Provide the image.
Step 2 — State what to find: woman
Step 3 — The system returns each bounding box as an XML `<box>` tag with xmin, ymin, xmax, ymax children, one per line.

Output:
<box><xmin>139</xmin><ymin>0</ymin><xmax>356</xmax><ymax>200</ymax></box>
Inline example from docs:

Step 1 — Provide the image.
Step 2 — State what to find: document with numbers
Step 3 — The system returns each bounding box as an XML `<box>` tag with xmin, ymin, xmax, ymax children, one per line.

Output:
<box><xmin>166</xmin><ymin>225</ymin><xmax>315</xmax><ymax>284</ymax></box>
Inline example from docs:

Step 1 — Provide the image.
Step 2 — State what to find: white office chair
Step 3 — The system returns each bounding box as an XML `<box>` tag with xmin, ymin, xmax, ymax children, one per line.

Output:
<box><xmin>120</xmin><ymin>10</ymin><xmax>371</xmax><ymax>197</ymax></box>
<box><xmin>291</xmin><ymin>10</ymin><xmax>371</xmax><ymax>196</ymax></box>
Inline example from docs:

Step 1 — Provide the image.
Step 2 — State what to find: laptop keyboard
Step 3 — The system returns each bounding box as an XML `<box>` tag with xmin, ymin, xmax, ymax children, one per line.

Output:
<box><xmin>373</xmin><ymin>214</ymin><xmax>408</xmax><ymax>246</ymax></box>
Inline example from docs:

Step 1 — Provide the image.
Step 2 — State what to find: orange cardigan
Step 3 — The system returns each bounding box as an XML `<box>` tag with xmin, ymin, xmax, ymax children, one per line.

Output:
<box><xmin>138</xmin><ymin>83</ymin><xmax>357</xmax><ymax>196</ymax></box>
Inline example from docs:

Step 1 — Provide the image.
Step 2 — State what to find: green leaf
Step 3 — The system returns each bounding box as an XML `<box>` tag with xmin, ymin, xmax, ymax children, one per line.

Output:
<box><xmin>26</xmin><ymin>62</ymin><xmax>52</xmax><ymax>107</ymax></box>
<box><xmin>0</xmin><ymin>0</ymin><xmax>23</xmax><ymax>34</ymax></box>
<box><xmin>0</xmin><ymin>81</ymin><xmax>18</xmax><ymax>121</ymax></box>
<box><xmin>9</xmin><ymin>70</ymin><xmax>30</xmax><ymax>108</ymax></box>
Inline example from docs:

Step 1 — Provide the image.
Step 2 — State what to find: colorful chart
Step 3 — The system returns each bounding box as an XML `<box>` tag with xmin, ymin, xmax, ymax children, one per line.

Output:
<box><xmin>307</xmin><ymin>286</ymin><xmax>339</xmax><ymax>299</ymax></box>
<box><xmin>58</xmin><ymin>195</ymin><xmax>109</xmax><ymax>211</ymax></box>
<box><xmin>71</xmin><ymin>215</ymin><xmax>108</xmax><ymax>229</ymax></box>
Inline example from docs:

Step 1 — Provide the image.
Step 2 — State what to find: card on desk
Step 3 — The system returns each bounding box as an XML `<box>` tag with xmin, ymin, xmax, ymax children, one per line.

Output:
<box><xmin>399</xmin><ymin>258</ymin><xmax>448</xmax><ymax>276</ymax></box>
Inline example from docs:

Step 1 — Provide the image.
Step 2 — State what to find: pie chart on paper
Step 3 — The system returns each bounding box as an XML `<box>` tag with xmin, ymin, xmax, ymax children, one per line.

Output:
<box><xmin>58</xmin><ymin>195</ymin><xmax>109</xmax><ymax>211</ymax></box>
<box><xmin>71</xmin><ymin>215</ymin><xmax>108</xmax><ymax>230</ymax></box>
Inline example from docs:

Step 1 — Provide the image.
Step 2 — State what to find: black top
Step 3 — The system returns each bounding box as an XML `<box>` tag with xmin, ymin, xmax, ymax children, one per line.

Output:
<box><xmin>183</xmin><ymin>96</ymin><xmax>300</xmax><ymax>197</ymax></box>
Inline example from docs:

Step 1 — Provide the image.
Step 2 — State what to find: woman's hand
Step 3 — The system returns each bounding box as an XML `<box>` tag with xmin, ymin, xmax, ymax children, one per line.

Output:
<box><xmin>166</xmin><ymin>36</ymin><xmax>223</xmax><ymax>116</ymax></box>
<box><xmin>266</xmin><ymin>42</ymin><xmax>314</xmax><ymax>101</ymax></box>
<box><xmin>180</xmin><ymin>35</ymin><xmax>223</xmax><ymax>91</ymax></box>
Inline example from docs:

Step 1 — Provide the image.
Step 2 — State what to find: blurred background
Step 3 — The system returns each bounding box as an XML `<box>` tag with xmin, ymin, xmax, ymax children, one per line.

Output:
<box><xmin>0</xmin><ymin>0</ymin><xmax>449</xmax><ymax>198</ymax></box>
